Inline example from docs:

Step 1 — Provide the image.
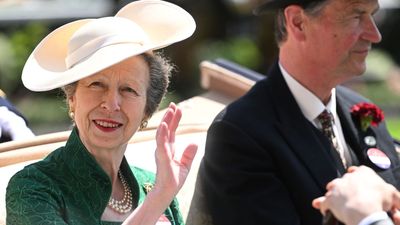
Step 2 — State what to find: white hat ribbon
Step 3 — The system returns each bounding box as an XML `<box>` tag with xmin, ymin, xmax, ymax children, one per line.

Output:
<box><xmin>65</xmin><ymin>17</ymin><xmax>150</xmax><ymax>69</ymax></box>
<box><xmin>22</xmin><ymin>0</ymin><xmax>196</xmax><ymax>92</ymax></box>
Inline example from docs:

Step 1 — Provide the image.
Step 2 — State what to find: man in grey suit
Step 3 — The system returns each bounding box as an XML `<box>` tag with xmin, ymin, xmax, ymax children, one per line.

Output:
<box><xmin>313</xmin><ymin>166</ymin><xmax>400</xmax><ymax>225</ymax></box>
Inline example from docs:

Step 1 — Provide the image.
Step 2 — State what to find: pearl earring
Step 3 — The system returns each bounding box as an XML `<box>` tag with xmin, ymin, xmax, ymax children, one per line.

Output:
<box><xmin>140</xmin><ymin>120</ymin><xmax>148</xmax><ymax>130</ymax></box>
<box><xmin>69</xmin><ymin>111</ymin><xmax>75</xmax><ymax>120</ymax></box>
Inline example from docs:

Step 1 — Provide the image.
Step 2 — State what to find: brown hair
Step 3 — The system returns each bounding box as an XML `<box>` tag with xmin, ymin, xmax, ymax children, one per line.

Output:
<box><xmin>274</xmin><ymin>1</ymin><xmax>329</xmax><ymax>46</ymax></box>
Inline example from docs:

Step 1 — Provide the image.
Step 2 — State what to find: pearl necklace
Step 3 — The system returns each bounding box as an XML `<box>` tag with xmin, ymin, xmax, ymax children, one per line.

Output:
<box><xmin>108</xmin><ymin>170</ymin><xmax>133</xmax><ymax>214</ymax></box>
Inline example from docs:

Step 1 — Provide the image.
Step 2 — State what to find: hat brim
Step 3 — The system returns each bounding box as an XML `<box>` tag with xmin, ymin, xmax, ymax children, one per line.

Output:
<box><xmin>22</xmin><ymin>0</ymin><xmax>196</xmax><ymax>91</ymax></box>
<box><xmin>253</xmin><ymin>0</ymin><xmax>291</xmax><ymax>15</ymax></box>
<box><xmin>253</xmin><ymin>0</ymin><xmax>319</xmax><ymax>15</ymax></box>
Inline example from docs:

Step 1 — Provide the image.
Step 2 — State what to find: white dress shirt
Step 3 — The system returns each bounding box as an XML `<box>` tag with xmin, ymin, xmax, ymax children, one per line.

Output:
<box><xmin>279</xmin><ymin>63</ymin><xmax>351</xmax><ymax>166</ymax></box>
<box><xmin>359</xmin><ymin>212</ymin><xmax>391</xmax><ymax>225</ymax></box>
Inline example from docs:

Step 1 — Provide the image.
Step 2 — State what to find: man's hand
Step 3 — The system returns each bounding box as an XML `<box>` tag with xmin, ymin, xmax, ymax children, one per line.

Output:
<box><xmin>313</xmin><ymin>166</ymin><xmax>400</xmax><ymax>225</ymax></box>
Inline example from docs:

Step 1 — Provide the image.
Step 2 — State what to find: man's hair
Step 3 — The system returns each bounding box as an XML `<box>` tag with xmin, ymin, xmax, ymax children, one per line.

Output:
<box><xmin>274</xmin><ymin>0</ymin><xmax>329</xmax><ymax>46</ymax></box>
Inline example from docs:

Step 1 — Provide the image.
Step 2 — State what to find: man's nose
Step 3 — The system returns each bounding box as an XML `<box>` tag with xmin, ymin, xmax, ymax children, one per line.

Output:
<box><xmin>362</xmin><ymin>16</ymin><xmax>382</xmax><ymax>44</ymax></box>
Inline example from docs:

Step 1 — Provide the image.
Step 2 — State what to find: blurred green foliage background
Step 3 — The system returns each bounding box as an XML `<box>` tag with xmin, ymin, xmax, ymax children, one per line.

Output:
<box><xmin>0</xmin><ymin>0</ymin><xmax>399</xmax><ymax>139</ymax></box>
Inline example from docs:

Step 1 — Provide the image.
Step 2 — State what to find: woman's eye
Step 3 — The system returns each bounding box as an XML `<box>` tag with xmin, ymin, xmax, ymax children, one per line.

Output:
<box><xmin>122</xmin><ymin>87</ymin><xmax>139</xmax><ymax>96</ymax></box>
<box><xmin>89</xmin><ymin>81</ymin><xmax>103</xmax><ymax>88</ymax></box>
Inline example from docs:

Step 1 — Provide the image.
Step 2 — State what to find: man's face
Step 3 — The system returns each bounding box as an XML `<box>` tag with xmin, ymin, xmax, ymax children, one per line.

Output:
<box><xmin>304</xmin><ymin>0</ymin><xmax>381</xmax><ymax>80</ymax></box>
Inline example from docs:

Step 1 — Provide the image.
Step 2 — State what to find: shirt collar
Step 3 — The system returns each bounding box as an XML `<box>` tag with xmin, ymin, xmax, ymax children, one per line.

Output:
<box><xmin>279</xmin><ymin>63</ymin><xmax>336</xmax><ymax>122</ymax></box>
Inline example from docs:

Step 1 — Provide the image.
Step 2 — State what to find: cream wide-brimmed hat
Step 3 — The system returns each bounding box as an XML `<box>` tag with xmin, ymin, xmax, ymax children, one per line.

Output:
<box><xmin>22</xmin><ymin>0</ymin><xmax>196</xmax><ymax>91</ymax></box>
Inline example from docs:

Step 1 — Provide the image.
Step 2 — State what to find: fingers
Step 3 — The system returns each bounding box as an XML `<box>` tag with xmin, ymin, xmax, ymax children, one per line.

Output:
<box><xmin>346</xmin><ymin>166</ymin><xmax>359</xmax><ymax>173</ymax></box>
<box><xmin>326</xmin><ymin>178</ymin><xmax>340</xmax><ymax>191</ymax></box>
<box><xmin>156</xmin><ymin>121</ymin><xmax>168</xmax><ymax>146</ymax></box>
<box><xmin>312</xmin><ymin>197</ymin><xmax>323</xmax><ymax>209</ymax></box>
<box><xmin>392</xmin><ymin>208</ymin><xmax>400</xmax><ymax>225</ymax></box>
<box><xmin>155</xmin><ymin>102</ymin><xmax>197</xmax><ymax>166</ymax></box>
<box><xmin>156</xmin><ymin>122</ymin><xmax>172</xmax><ymax>160</ymax></box>
<box><xmin>180</xmin><ymin>144</ymin><xmax>198</xmax><ymax>170</ymax></box>
<box><xmin>159</xmin><ymin>104</ymin><xmax>175</xmax><ymax>130</ymax></box>
<box><xmin>393</xmin><ymin>190</ymin><xmax>400</xmax><ymax>209</ymax></box>
<box><xmin>157</xmin><ymin>107</ymin><xmax>174</xmax><ymax>145</ymax></box>
<box><xmin>319</xmin><ymin>165</ymin><xmax>398</xmax><ymax>225</ymax></box>
<box><xmin>159</xmin><ymin>102</ymin><xmax>181</xmax><ymax>142</ymax></box>
<box><xmin>347</xmin><ymin>165</ymin><xmax>375</xmax><ymax>175</ymax></box>
<box><xmin>168</xmin><ymin>103</ymin><xmax>182</xmax><ymax>143</ymax></box>
<box><xmin>312</xmin><ymin>197</ymin><xmax>328</xmax><ymax>215</ymax></box>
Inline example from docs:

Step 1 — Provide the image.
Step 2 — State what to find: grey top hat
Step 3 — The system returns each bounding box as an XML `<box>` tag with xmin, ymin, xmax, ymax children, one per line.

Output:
<box><xmin>254</xmin><ymin>0</ymin><xmax>324</xmax><ymax>15</ymax></box>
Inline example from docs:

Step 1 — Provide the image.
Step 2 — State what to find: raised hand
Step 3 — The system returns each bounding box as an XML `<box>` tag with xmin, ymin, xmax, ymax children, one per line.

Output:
<box><xmin>154</xmin><ymin>102</ymin><xmax>198</xmax><ymax>197</ymax></box>
<box><xmin>123</xmin><ymin>102</ymin><xmax>198</xmax><ymax>225</ymax></box>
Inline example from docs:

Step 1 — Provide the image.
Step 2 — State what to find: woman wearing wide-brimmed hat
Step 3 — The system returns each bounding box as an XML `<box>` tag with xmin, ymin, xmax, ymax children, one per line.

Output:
<box><xmin>6</xmin><ymin>1</ymin><xmax>197</xmax><ymax>224</ymax></box>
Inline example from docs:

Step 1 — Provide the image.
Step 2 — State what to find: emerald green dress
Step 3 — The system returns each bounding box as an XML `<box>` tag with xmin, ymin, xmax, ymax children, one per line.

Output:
<box><xmin>6</xmin><ymin>128</ymin><xmax>184</xmax><ymax>225</ymax></box>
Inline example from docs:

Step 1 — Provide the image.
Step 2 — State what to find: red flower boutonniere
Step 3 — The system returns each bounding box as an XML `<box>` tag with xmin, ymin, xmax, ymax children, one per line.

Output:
<box><xmin>351</xmin><ymin>102</ymin><xmax>384</xmax><ymax>132</ymax></box>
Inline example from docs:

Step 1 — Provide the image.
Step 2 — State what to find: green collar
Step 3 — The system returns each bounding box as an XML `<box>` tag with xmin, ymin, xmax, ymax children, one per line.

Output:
<box><xmin>61</xmin><ymin>127</ymin><xmax>141</xmax><ymax>219</ymax></box>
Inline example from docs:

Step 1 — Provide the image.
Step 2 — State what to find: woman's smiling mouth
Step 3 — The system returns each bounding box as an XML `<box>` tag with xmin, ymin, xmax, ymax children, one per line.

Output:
<box><xmin>93</xmin><ymin>119</ymin><xmax>123</xmax><ymax>131</ymax></box>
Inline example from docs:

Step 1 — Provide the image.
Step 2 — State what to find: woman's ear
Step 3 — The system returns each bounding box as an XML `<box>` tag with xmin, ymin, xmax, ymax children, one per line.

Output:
<box><xmin>284</xmin><ymin>5</ymin><xmax>307</xmax><ymax>41</ymax></box>
<box><xmin>140</xmin><ymin>115</ymin><xmax>149</xmax><ymax>130</ymax></box>
<box><xmin>68</xmin><ymin>95</ymin><xmax>75</xmax><ymax>112</ymax></box>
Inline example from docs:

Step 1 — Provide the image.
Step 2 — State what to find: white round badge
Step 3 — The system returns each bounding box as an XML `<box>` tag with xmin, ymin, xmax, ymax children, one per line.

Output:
<box><xmin>364</xmin><ymin>136</ymin><xmax>377</xmax><ymax>146</ymax></box>
<box><xmin>367</xmin><ymin>148</ymin><xmax>391</xmax><ymax>169</ymax></box>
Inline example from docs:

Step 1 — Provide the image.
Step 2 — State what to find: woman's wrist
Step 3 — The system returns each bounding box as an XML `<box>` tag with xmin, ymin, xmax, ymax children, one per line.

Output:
<box><xmin>123</xmin><ymin>187</ymin><xmax>175</xmax><ymax>225</ymax></box>
<box><xmin>148</xmin><ymin>184</ymin><xmax>176</xmax><ymax>205</ymax></box>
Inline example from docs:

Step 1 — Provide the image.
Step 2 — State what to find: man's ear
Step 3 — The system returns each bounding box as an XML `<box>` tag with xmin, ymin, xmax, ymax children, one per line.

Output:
<box><xmin>284</xmin><ymin>5</ymin><xmax>307</xmax><ymax>41</ymax></box>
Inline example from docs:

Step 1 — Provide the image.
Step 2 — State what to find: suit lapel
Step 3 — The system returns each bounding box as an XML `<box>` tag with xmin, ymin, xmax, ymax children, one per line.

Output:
<box><xmin>266</xmin><ymin>63</ymin><xmax>338</xmax><ymax>190</ymax></box>
<box><xmin>336</xmin><ymin>92</ymin><xmax>364</xmax><ymax>165</ymax></box>
<box><xmin>336</xmin><ymin>88</ymin><xmax>398</xmax><ymax>171</ymax></box>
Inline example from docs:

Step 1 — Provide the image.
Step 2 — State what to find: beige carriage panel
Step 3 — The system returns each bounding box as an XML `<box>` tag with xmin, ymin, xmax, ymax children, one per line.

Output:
<box><xmin>0</xmin><ymin>60</ymin><xmax>255</xmax><ymax>224</ymax></box>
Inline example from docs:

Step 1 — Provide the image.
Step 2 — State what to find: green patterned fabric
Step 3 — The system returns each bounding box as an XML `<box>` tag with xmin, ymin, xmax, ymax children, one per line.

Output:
<box><xmin>6</xmin><ymin>128</ymin><xmax>184</xmax><ymax>225</ymax></box>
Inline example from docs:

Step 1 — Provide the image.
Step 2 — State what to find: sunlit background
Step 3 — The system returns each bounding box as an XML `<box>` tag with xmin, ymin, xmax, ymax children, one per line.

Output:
<box><xmin>0</xmin><ymin>0</ymin><xmax>399</xmax><ymax>139</ymax></box>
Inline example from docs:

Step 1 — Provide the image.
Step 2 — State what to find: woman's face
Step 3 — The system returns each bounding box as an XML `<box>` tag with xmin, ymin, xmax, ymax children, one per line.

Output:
<box><xmin>69</xmin><ymin>56</ymin><xmax>149</xmax><ymax>152</ymax></box>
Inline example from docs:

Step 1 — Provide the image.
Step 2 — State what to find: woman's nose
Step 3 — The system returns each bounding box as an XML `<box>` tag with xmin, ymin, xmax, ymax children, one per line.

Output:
<box><xmin>101</xmin><ymin>89</ymin><xmax>121</xmax><ymax>112</ymax></box>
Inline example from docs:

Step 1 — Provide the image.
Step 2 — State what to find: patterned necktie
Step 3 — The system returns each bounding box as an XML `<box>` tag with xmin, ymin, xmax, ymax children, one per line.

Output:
<box><xmin>318</xmin><ymin>110</ymin><xmax>348</xmax><ymax>225</ymax></box>
<box><xmin>317</xmin><ymin>110</ymin><xmax>351</xmax><ymax>168</ymax></box>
